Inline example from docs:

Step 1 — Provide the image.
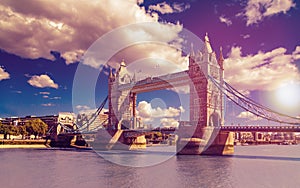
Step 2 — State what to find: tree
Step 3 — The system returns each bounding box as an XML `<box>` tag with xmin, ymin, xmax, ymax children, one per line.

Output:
<box><xmin>18</xmin><ymin>125</ymin><xmax>27</xmax><ymax>139</ymax></box>
<box><xmin>25</xmin><ymin>118</ymin><xmax>48</xmax><ymax>139</ymax></box>
<box><xmin>8</xmin><ymin>125</ymin><xmax>19</xmax><ymax>136</ymax></box>
<box><xmin>0</xmin><ymin>123</ymin><xmax>10</xmax><ymax>139</ymax></box>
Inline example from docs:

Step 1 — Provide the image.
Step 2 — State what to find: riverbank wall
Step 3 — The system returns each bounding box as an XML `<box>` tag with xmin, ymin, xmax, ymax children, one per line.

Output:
<box><xmin>0</xmin><ymin>139</ymin><xmax>50</xmax><ymax>149</ymax></box>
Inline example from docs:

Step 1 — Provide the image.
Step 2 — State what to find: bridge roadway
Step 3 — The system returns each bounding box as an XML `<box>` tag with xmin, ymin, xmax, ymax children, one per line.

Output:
<box><xmin>60</xmin><ymin>125</ymin><xmax>300</xmax><ymax>137</ymax></box>
<box><xmin>59</xmin><ymin>127</ymin><xmax>177</xmax><ymax>136</ymax></box>
<box><xmin>220</xmin><ymin>125</ymin><xmax>300</xmax><ymax>132</ymax></box>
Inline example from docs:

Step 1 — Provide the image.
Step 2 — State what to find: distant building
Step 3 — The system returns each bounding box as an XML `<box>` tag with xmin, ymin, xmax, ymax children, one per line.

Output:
<box><xmin>0</xmin><ymin>112</ymin><xmax>75</xmax><ymax>136</ymax></box>
<box><xmin>178</xmin><ymin>121</ymin><xmax>191</xmax><ymax>127</ymax></box>
<box><xmin>76</xmin><ymin>112</ymin><xmax>108</xmax><ymax>131</ymax></box>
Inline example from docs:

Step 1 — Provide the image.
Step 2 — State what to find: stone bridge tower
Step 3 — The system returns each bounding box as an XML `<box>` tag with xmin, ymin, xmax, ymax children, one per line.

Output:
<box><xmin>188</xmin><ymin>33</ymin><xmax>224</xmax><ymax>136</ymax></box>
<box><xmin>108</xmin><ymin>60</ymin><xmax>136</xmax><ymax>130</ymax></box>
<box><xmin>177</xmin><ymin>33</ymin><xmax>234</xmax><ymax>155</ymax></box>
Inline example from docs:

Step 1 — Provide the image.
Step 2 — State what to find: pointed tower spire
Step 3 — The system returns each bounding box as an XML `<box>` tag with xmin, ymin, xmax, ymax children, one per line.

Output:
<box><xmin>190</xmin><ymin>43</ymin><xmax>195</xmax><ymax>58</ymax></box>
<box><xmin>117</xmin><ymin>59</ymin><xmax>125</xmax><ymax>78</ymax></box>
<box><xmin>120</xmin><ymin>59</ymin><xmax>126</xmax><ymax>67</ymax></box>
<box><xmin>133</xmin><ymin>70</ymin><xmax>136</xmax><ymax>83</ymax></box>
<box><xmin>109</xmin><ymin>67</ymin><xmax>113</xmax><ymax>79</ymax></box>
<box><xmin>204</xmin><ymin>32</ymin><xmax>213</xmax><ymax>53</ymax></box>
<box><xmin>189</xmin><ymin>43</ymin><xmax>195</xmax><ymax>68</ymax></box>
<box><xmin>218</xmin><ymin>46</ymin><xmax>224</xmax><ymax>70</ymax></box>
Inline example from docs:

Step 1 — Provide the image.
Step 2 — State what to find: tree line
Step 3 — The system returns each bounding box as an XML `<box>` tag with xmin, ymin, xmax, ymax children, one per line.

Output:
<box><xmin>0</xmin><ymin>118</ymin><xmax>48</xmax><ymax>139</ymax></box>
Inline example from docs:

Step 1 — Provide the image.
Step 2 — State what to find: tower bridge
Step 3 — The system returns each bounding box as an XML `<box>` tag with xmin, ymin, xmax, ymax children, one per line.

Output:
<box><xmin>105</xmin><ymin>33</ymin><xmax>233</xmax><ymax>155</ymax></box>
<box><xmin>55</xmin><ymin>33</ymin><xmax>300</xmax><ymax>155</ymax></box>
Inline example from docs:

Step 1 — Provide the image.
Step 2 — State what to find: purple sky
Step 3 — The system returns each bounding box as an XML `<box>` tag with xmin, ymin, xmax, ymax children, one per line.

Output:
<box><xmin>0</xmin><ymin>0</ymin><xmax>299</xmax><ymax>126</ymax></box>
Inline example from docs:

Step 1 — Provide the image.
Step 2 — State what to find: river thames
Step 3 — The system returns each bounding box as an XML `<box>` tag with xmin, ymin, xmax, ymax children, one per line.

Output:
<box><xmin>0</xmin><ymin>145</ymin><xmax>300</xmax><ymax>188</ymax></box>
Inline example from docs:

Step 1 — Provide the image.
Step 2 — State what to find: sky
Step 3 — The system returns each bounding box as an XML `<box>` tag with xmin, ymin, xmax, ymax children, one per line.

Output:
<box><xmin>0</xmin><ymin>0</ymin><xmax>300</xmax><ymax>127</ymax></box>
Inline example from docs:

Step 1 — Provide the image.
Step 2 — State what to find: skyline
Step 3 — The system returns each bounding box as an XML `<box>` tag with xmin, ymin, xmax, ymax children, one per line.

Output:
<box><xmin>0</xmin><ymin>0</ymin><xmax>300</xmax><ymax>127</ymax></box>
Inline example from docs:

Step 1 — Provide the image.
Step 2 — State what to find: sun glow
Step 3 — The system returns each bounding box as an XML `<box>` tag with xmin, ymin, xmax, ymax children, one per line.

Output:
<box><xmin>275</xmin><ymin>81</ymin><xmax>300</xmax><ymax>108</ymax></box>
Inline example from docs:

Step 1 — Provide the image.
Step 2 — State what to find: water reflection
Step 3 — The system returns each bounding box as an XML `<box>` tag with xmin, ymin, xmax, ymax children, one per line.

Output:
<box><xmin>231</xmin><ymin>154</ymin><xmax>300</xmax><ymax>162</ymax></box>
<box><xmin>1</xmin><ymin>145</ymin><xmax>300</xmax><ymax>188</ymax></box>
<box><xmin>176</xmin><ymin>155</ymin><xmax>234</xmax><ymax>188</ymax></box>
<box><xmin>95</xmin><ymin>145</ymin><xmax>177</xmax><ymax>167</ymax></box>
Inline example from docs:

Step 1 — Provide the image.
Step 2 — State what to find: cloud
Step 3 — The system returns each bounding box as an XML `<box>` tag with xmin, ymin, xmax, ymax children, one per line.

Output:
<box><xmin>137</xmin><ymin>101</ymin><xmax>184</xmax><ymax>123</ymax></box>
<box><xmin>173</xmin><ymin>2</ymin><xmax>190</xmax><ymax>12</ymax></box>
<box><xmin>237</xmin><ymin>111</ymin><xmax>262</xmax><ymax>121</ymax></box>
<box><xmin>137</xmin><ymin>0</ymin><xmax>143</xmax><ymax>5</ymax></box>
<box><xmin>292</xmin><ymin>46</ymin><xmax>300</xmax><ymax>60</ymax></box>
<box><xmin>0</xmin><ymin>67</ymin><xmax>10</xmax><ymax>81</ymax></box>
<box><xmin>41</xmin><ymin>103</ymin><xmax>55</xmax><ymax>107</ymax></box>
<box><xmin>39</xmin><ymin>91</ymin><xmax>50</xmax><ymax>95</ymax></box>
<box><xmin>27</xmin><ymin>74</ymin><xmax>59</xmax><ymax>89</ymax></box>
<box><xmin>224</xmin><ymin>46</ymin><xmax>300</xmax><ymax>91</ymax></box>
<box><xmin>137</xmin><ymin>101</ymin><xmax>152</xmax><ymax>119</ymax></box>
<box><xmin>76</xmin><ymin>105</ymin><xmax>91</xmax><ymax>111</ymax></box>
<box><xmin>51</xmin><ymin>96</ymin><xmax>61</xmax><ymax>100</ymax></box>
<box><xmin>37</xmin><ymin>92</ymin><xmax>62</xmax><ymax>100</ymax></box>
<box><xmin>167</xmin><ymin>85</ymin><xmax>190</xmax><ymax>94</ymax></box>
<box><xmin>219</xmin><ymin>15</ymin><xmax>232</xmax><ymax>26</ymax></box>
<box><xmin>239</xmin><ymin>0</ymin><xmax>296</xmax><ymax>26</ymax></box>
<box><xmin>149</xmin><ymin>2</ymin><xmax>190</xmax><ymax>14</ymax></box>
<box><xmin>62</xmin><ymin>50</ymin><xmax>84</xmax><ymax>65</ymax></box>
<box><xmin>160</xmin><ymin>118</ymin><xmax>179</xmax><ymax>128</ymax></box>
<box><xmin>0</xmin><ymin>0</ymin><xmax>185</xmax><ymax>67</ymax></box>
<box><xmin>241</xmin><ymin>34</ymin><xmax>250</xmax><ymax>39</ymax></box>
<box><xmin>12</xmin><ymin>90</ymin><xmax>22</xmax><ymax>94</ymax></box>
<box><xmin>149</xmin><ymin>2</ymin><xmax>173</xmax><ymax>14</ymax></box>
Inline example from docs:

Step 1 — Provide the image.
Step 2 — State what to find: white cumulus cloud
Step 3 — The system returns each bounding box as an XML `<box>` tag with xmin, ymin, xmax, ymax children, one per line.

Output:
<box><xmin>149</xmin><ymin>2</ymin><xmax>174</xmax><ymax>14</ymax></box>
<box><xmin>39</xmin><ymin>91</ymin><xmax>50</xmax><ymax>95</ymax></box>
<box><xmin>239</xmin><ymin>0</ymin><xmax>296</xmax><ymax>26</ymax></box>
<box><xmin>137</xmin><ymin>101</ymin><xmax>184</xmax><ymax>123</ymax></box>
<box><xmin>41</xmin><ymin>103</ymin><xmax>55</xmax><ymax>107</ymax></box>
<box><xmin>51</xmin><ymin>96</ymin><xmax>61</xmax><ymax>100</ymax></box>
<box><xmin>0</xmin><ymin>0</ymin><xmax>185</xmax><ymax>68</ymax></box>
<box><xmin>292</xmin><ymin>46</ymin><xmax>300</xmax><ymax>60</ymax></box>
<box><xmin>76</xmin><ymin>105</ymin><xmax>91</xmax><ymax>111</ymax></box>
<box><xmin>27</xmin><ymin>74</ymin><xmax>58</xmax><ymax>89</ymax></box>
<box><xmin>160</xmin><ymin>118</ymin><xmax>179</xmax><ymax>128</ymax></box>
<box><xmin>149</xmin><ymin>2</ymin><xmax>190</xmax><ymax>14</ymax></box>
<box><xmin>241</xmin><ymin>34</ymin><xmax>250</xmax><ymax>39</ymax></box>
<box><xmin>0</xmin><ymin>67</ymin><xmax>10</xmax><ymax>81</ymax></box>
<box><xmin>219</xmin><ymin>15</ymin><xmax>232</xmax><ymax>26</ymax></box>
<box><xmin>224</xmin><ymin>46</ymin><xmax>300</xmax><ymax>92</ymax></box>
<box><xmin>62</xmin><ymin>50</ymin><xmax>85</xmax><ymax>65</ymax></box>
<box><xmin>237</xmin><ymin>111</ymin><xmax>262</xmax><ymax>121</ymax></box>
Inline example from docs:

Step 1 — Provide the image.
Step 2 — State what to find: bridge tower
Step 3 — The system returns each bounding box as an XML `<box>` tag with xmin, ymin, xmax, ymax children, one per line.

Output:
<box><xmin>105</xmin><ymin>60</ymin><xmax>146</xmax><ymax>150</ymax></box>
<box><xmin>189</xmin><ymin>33</ymin><xmax>224</xmax><ymax>133</ymax></box>
<box><xmin>177</xmin><ymin>33</ymin><xmax>234</xmax><ymax>155</ymax></box>
<box><xmin>108</xmin><ymin>60</ymin><xmax>137</xmax><ymax>130</ymax></box>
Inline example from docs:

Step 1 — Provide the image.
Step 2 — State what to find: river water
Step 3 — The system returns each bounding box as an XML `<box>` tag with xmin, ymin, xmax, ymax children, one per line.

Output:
<box><xmin>0</xmin><ymin>145</ymin><xmax>300</xmax><ymax>188</ymax></box>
